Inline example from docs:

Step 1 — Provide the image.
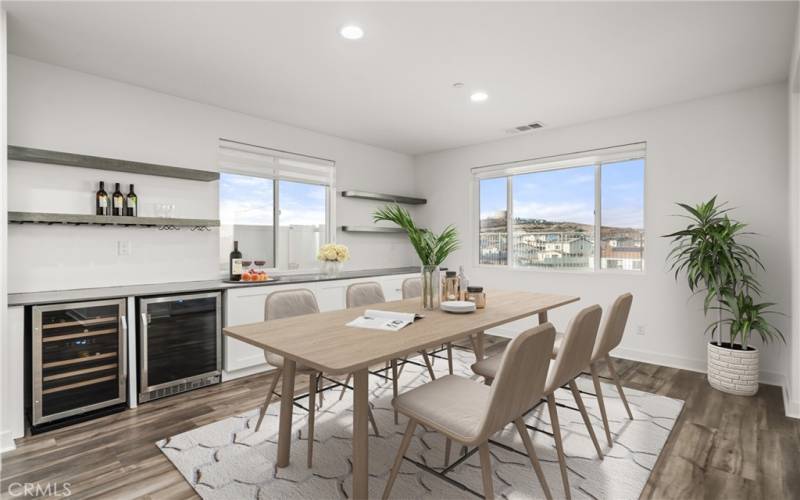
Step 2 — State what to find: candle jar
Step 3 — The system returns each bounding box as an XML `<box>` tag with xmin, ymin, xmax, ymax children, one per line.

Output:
<box><xmin>465</xmin><ymin>286</ymin><xmax>486</xmax><ymax>309</ymax></box>
<box><xmin>443</xmin><ymin>271</ymin><xmax>460</xmax><ymax>301</ymax></box>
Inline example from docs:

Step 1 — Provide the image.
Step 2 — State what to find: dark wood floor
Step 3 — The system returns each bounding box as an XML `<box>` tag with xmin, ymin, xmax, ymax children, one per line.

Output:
<box><xmin>1</xmin><ymin>355</ymin><xmax>798</xmax><ymax>499</ymax></box>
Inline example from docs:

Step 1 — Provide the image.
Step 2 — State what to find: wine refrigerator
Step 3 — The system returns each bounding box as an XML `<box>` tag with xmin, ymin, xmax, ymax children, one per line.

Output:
<box><xmin>138</xmin><ymin>292</ymin><xmax>221</xmax><ymax>403</ymax></box>
<box><xmin>30</xmin><ymin>299</ymin><xmax>127</xmax><ymax>429</ymax></box>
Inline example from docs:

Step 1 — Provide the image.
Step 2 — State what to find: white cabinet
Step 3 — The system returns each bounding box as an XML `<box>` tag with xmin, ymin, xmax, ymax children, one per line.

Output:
<box><xmin>222</xmin><ymin>273</ymin><xmax>417</xmax><ymax>380</ymax></box>
<box><xmin>381</xmin><ymin>277</ymin><xmax>405</xmax><ymax>301</ymax></box>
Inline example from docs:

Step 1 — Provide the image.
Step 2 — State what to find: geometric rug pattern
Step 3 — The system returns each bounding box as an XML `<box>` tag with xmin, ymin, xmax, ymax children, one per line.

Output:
<box><xmin>158</xmin><ymin>348</ymin><xmax>683</xmax><ymax>499</ymax></box>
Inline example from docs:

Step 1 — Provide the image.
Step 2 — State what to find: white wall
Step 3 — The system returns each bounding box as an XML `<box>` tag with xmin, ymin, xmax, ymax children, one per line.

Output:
<box><xmin>0</xmin><ymin>8</ymin><xmax>12</xmax><ymax>451</ymax></box>
<box><xmin>787</xmin><ymin>8</ymin><xmax>800</xmax><ymax>418</ymax></box>
<box><xmin>7</xmin><ymin>56</ymin><xmax>418</xmax><ymax>293</ymax></box>
<box><xmin>415</xmin><ymin>83</ymin><xmax>790</xmax><ymax>386</ymax></box>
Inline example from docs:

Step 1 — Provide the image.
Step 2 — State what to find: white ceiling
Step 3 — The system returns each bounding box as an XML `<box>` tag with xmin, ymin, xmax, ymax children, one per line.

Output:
<box><xmin>5</xmin><ymin>1</ymin><xmax>798</xmax><ymax>155</ymax></box>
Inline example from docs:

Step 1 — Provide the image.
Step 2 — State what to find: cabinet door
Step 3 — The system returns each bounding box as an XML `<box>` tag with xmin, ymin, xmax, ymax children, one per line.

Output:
<box><xmin>381</xmin><ymin>277</ymin><xmax>405</xmax><ymax>301</ymax></box>
<box><xmin>316</xmin><ymin>282</ymin><xmax>347</xmax><ymax>312</ymax></box>
<box><xmin>224</xmin><ymin>288</ymin><xmax>276</xmax><ymax>372</ymax></box>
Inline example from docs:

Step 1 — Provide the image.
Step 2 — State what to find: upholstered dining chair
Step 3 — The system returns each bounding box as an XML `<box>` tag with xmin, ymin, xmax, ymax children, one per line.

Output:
<box><xmin>588</xmin><ymin>293</ymin><xmax>634</xmax><ymax>447</ymax></box>
<box><xmin>533</xmin><ymin>293</ymin><xmax>635</xmax><ymax>447</ymax></box>
<box><xmin>472</xmin><ymin>304</ymin><xmax>604</xmax><ymax>499</ymax></box>
<box><xmin>382</xmin><ymin>323</ymin><xmax>556</xmax><ymax>500</ymax></box>
<box><xmin>255</xmin><ymin>289</ymin><xmax>319</xmax><ymax>468</ymax></box>
<box><xmin>401</xmin><ymin>277</ymin><xmax>455</xmax><ymax>376</ymax></box>
<box><xmin>255</xmin><ymin>288</ymin><xmax>378</xmax><ymax>467</ymax></box>
<box><xmin>344</xmin><ymin>281</ymin><xmax>439</xmax><ymax>426</ymax></box>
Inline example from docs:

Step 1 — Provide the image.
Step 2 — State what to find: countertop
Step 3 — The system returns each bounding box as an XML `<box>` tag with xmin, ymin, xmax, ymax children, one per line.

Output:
<box><xmin>7</xmin><ymin>267</ymin><xmax>419</xmax><ymax>306</ymax></box>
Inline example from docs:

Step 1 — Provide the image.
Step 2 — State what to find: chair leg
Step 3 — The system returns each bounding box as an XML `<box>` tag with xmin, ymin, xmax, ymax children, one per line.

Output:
<box><xmin>368</xmin><ymin>406</ymin><xmax>380</xmax><ymax>437</ymax></box>
<box><xmin>420</xmin><ymin>351</ymin><xmax>436</xmax><ymax>380</ymax></box>
<box><xmin>478</xmin><ymin>442</ymin><xmax>494</xmax><ymax>500</ymax></box>
<box><xmin>444</xmin><ymin>437</ymin><xmax>452</xmax><ymax>467</ymax></box>
<box><xmin>514</xmin><ymin>418</ymin><xmax>553</xmax><ymax>500</ymax></box>
<box><xmin>317</xmin><ymin>373</ymin><xmax>324</xmax><ymax>410</ymax></box>
<box><xmin>590</xmin><ymin>364</ymin><xmax>613</xmax><ymax>447</ymax></box>
<box><xmin>255</xmin><ymin>369</ymin><xmax>282</xmax><ymax>432</ymax></box>
<box><xmin>397</xmin><ymin>356</ymin><xmax>408</xmax><ymax>378</ymax></box>
<box><xmin>547</xmin><ymin>394</ymin><xmax>571</xmax><ymax>500</ymax></box>
<box><xmin>307</xmin><ymin>373</ymin><xmax>318</xmax><ymax>468</ymax></box>
<box><xmin>568</xmin><ymin>379</ymin><xmax>603</xmax><ymax>460</ymax></box>
<box><xmin>339</xmin><ymin>373</ymin><xmax>352</xmax><ymax>401</ymax></box>
<box><xmin>391</xmin><ymin>359</ymin><xmax>399</xmax><ymax>425</ymax></box>
<box><xmin>382</xmin><ymin>419</ymin><xmax>417</xmax><ymax>500</ymax></box>
<box><xmin>606</xmin><ymin>355</ymin><xmax>633</xmax><ymax>419</ymax></box>
<box><xmin>446</xmin><ymin>343</ymin><xmax>454</xmax><ymax>375</ymax></box>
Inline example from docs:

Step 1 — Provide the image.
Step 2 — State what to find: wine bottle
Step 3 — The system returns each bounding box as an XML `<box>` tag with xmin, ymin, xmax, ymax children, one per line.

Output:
<box><xmin>96</xmin><ymin>181</ymin><xmax>109</xmax><ymax>216</ymax></box>
<box><xmin>229</xmin><ymin>241</ymin><xmax>243</xmax><ymax>281</ymax></box>
<box><xmin>126</xmin><ymin>184</ymin><xmax>138</xmax><ymax>217</ymax></box>
<box><xmin>112</xmin><ymin>183</ymin><xmax>124</xmax><ymax>216</ymax></box>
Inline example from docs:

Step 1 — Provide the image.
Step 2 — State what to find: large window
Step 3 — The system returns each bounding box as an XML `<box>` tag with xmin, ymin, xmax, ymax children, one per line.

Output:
<box><xmin>475</xmin><ymin>144</ymin><xmax>645</xmax><ymax>272</ymax></box>
<box><xmin>218</xmin><ymin>140</ymin><xmax>334</xmax><ymax>273</ymax></box>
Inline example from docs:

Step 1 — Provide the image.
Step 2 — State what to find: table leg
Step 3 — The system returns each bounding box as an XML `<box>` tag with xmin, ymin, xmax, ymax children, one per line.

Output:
<box><xmin>277</xmin><ymin>358</ymin><xmax>296</xmax><ymax>468</ymax></box>
<box><xmin>538</xmin><ymin>311</ymin><xmax>548</xmax><ymax>324</ymax></box>
<box><xmin>352</xmin><ymin>368</ymin><xmax>369</xmax><ymax>500</ymax></box>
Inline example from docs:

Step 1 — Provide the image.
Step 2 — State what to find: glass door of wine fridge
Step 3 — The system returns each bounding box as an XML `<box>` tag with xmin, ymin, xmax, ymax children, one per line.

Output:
<box><xmin>31</xmin><ymin>299</ymin><xmax>127</xmax><ymax>426</ymax></box>
<box><xmin>138</xmin><ymin>292</ymin><xmax>221</xmax><ymax>403</ymax></box>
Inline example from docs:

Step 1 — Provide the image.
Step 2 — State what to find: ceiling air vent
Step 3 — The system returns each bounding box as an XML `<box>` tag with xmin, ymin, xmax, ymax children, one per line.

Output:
<box><xmin>505</xmin><ymin>122</ymin><xmax>544</xmax><ymax>134</ymax></box>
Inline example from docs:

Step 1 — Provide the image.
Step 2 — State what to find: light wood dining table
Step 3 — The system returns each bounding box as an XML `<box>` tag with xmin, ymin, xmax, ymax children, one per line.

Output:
<box><xmin>224</xmin><ymin>289</ymin><xmax>579</xmax><ymax>499</ymax></box>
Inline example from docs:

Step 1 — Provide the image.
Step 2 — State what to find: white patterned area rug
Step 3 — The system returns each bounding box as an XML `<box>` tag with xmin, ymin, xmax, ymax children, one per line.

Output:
<box><xmin>157</xmin><ymin>348</ymin><xmax>683</xmax><ymax>499</ymax></box>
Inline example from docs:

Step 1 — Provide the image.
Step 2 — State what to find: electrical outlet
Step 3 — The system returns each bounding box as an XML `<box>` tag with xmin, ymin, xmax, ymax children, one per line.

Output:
<box><xmin>636</xmin><ymin>325</ymin><xmax>646</xmax><ymax>336</ymax></box>
<box><xmin>117</xmin><ymin>240</ymin><xmax>131</xmax><ymax>257</ymax></box>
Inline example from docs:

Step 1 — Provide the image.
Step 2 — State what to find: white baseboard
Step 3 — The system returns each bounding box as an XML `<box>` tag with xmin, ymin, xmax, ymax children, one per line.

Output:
<box><xmin>0</xmin><ymin>430</ymin><xmax>16</xmax><ymax>453</ymax></box>
<box><xmin>222</xmin><ymin>363</ymin><xmax>275</xmax><ymax>382</ymax></box>
<box><xmin>612</xmin><ymin>346</ymin><xmax>785</xmax><ymax>387</ymax></box>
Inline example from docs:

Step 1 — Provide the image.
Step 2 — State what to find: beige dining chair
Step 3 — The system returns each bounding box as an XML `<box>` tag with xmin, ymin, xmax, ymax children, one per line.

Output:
<box><xmin>382</xmin><ymin>323</ymin><xmax>556</xmax><ymax>500</ymax></box>
<box><xmin>588</xmin><ymin>293</ymin><xmax>634</xmax><ymax>447</ymax></box>
<box><xmin>534</xmin><ymin>293</ymin><xmax>635</xmax><ymax>447</ymax></box>
<box><xmin>401</xmin><ymin>277</ymin><xmax>455</xmax><ymax>376</ymax></box>
<box><xmin>255</xmin><ymin>288</ymin><xmax>378</xmax><ymax>467</ymax></box>
<box><xmin>344</xmin><ymin>281</ymin><xmax>438</xmax><ymax>426</ymax></box>
<box><xmin>472</xmin><ymin>304</ymin><xmax>604</xmax><ymax>499</ymax></box>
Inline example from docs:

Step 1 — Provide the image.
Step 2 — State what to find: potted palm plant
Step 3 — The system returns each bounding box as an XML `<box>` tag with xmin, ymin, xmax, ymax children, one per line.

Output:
<box><xmin>373</xmin><ymin>204</ymin><xmax>459</xmax><ymax>310</ymax></box>
<box><xmin>664</xmin><ymin>196</ymin><xmax>783</xmax><ymax>396</ymax></box>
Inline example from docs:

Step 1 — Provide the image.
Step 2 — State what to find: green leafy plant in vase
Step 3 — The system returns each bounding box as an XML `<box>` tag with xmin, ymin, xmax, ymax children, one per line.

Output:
<box><xmin>373</xmin><ymin>204</ymin><xmax>460</xmax><ymax>310</ymax></box>
<box><xmin>663</xmin><ymin>196</ymin><xmax>783</xmax><ymax>396</ymax></box>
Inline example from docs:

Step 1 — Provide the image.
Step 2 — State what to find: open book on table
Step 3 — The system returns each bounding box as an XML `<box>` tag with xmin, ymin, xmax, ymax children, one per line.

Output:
<box><xmin>346</xmin><ymin>309</ymin><xmax>418</xmax><ymax>332</ymax></box>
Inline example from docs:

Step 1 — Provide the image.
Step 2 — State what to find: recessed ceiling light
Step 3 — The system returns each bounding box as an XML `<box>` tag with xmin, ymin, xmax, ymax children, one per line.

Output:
<box><xmin>340</xmin><ymin>25</ymin><xmax>364</xmax><ymax>40</ymax></box>
<box><xmin>470</xmin><ymin>91</ymin><xmax>489</xmax><ymax>103</ymax></box>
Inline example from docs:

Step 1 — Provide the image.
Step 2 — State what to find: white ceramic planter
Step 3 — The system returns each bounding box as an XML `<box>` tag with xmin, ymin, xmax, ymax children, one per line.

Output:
<box><xmin>707</xmin><ymin>342</ymin><xmax>759</xmax><ymax>396</ymax></box>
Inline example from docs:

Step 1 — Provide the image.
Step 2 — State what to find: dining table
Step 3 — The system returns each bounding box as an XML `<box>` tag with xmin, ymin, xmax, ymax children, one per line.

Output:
<box><xmin>223</xmin><ymin>289</ymin><xmax>579</xmax><ymax>499</ymax></box>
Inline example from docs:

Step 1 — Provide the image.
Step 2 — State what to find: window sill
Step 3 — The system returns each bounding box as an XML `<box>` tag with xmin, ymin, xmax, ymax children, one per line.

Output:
<box><xmin>473</xmin><ymin>263</ymin><xmax>647</xmax><ymax>277</ymax></box>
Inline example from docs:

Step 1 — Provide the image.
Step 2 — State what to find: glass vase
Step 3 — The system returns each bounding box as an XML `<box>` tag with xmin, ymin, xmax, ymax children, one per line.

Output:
<box><xmin>320</xmin><ymin>260</ymin><xmax>343</xmax><ymax>276</ymax></box>
<box><xmin>420</xmin><ymin>265</ymin><xmax>441</xmax><ymax>310</ymax></box>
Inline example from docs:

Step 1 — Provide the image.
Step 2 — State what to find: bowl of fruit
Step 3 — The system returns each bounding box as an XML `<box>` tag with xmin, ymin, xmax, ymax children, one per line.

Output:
<box><xmin>241</xmin><ymin>260</ymin><xmax>272</xmax><ymax>282</ymax></box>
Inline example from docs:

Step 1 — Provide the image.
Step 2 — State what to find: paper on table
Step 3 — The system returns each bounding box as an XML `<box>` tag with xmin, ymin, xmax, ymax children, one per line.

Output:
<box><xmin>346</xmin><ymin>309</ymin><xmax>416</xmax><ymax>332</ymax></box>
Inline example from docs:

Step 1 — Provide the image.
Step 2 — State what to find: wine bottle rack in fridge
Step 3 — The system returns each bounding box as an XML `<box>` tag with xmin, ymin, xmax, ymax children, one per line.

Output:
<box><xmin>30</xmin><ymin>299</ymin><xmax>127</xmax><ymax>427</ymax></box>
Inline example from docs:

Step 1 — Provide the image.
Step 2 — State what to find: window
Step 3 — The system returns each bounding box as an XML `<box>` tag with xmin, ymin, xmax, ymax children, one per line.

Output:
<box><xmin>475</xmin><ymin>143</ymin><xmax>645</xmax><ymax>272</ymax></box>
<box><xmin>218</xmin><ymin>140</ymin><xmax>334</xmax><ymax>272</ymax></box>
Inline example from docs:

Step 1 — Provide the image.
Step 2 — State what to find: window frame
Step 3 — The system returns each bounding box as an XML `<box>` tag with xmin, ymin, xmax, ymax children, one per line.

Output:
<box><xmin>472</xmin><ymin>143</ymin><xmax>646</xmax><ymax>274</ymax></box>
<box><xmin>218</xmin><ymin>160</ymin><xmax>335</xmax><ymax>275</ymax></box>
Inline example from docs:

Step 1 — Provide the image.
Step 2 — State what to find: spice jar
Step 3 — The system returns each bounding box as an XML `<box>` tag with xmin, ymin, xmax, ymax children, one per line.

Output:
<box><xmin>465</xmin><ymin>286</ymin><xmax>486</xmax><ymax>309</ymax></box>
<box><xmin>443</xmin><ymin>271</ymin><xmax>460</xmax><ymax>301</ymax></box>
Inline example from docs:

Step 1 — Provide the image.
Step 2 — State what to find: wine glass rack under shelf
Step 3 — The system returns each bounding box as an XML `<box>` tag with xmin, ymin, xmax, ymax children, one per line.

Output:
<box><xmin>8</xmin><ymin>212</ymin><xmax>220</xmax><ymax>231</ymax></box>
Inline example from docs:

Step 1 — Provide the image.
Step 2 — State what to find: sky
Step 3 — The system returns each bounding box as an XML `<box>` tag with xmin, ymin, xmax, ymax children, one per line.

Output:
<box><xmin>480</xmin><ymin>158</ymin><xmax>644</xmax><ymax>229</ymax></box>
<box><xmin>220</xmin><ymin>173</ymin><xmax>326</xmax><ymax>226</ymax></box>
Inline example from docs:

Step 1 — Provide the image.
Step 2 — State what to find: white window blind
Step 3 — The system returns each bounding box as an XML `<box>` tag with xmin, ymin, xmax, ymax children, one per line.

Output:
<box><xmin>471</xmin><ymin>142</ymin><xmax>646</xmax><ymax>179</ymax></box>
<box><xmin>218</xmin><ymin>139</ymin><xmax>335</xmax><ymax>186</ymax></box>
